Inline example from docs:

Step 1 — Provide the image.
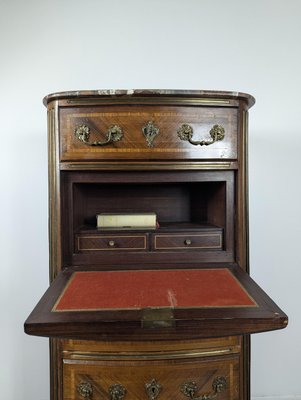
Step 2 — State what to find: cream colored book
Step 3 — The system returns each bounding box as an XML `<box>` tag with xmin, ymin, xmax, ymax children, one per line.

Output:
<box><xmin>96</xmin><ymin>212</ymin><xmax>157</xmax><ymax>229</ymax></box>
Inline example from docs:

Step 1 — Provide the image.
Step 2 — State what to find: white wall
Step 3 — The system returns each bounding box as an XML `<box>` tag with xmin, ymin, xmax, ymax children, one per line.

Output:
<box><xmin>1</xmin><ymin>0</ymin><xmax>300</xmax><ymax>399</ymax></box>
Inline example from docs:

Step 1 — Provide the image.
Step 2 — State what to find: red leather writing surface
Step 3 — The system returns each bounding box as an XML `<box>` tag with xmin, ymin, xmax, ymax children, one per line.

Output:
<box><xmin>53</xmin><ymin>269</ymin><xmax>257</xmax><ymax>311</ymax></box>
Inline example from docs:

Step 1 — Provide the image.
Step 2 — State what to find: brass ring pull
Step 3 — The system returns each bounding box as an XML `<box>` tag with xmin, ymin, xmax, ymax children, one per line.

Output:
<box><xmin>77</xmin><ymin>381</ymin><xmax>93</xmax><ymax>399</ymax></box>
<box><xmin>177</xmin><ymin>124</ymin><xmax>225</xmax><ymax>146</ymax></box>
<box><xmin>75</xmin><ymin>124</ymin><xmax>123</xmax><ymax>146</ymax></box>
<box><xmin>181</xmin><ymin>376</ymin><xmax>227</xmax><ymax>400</ymax></box>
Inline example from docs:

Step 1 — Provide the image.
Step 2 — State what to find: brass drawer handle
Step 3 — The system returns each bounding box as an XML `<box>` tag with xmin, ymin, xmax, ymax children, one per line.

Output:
<box><xmin>75</xmin><ymin>124</ymin><xmax>123</xmax><ymax>146</ymax></box>
<box><xmin>181</xmin><ymin>376</ymin><xmax>227</xmax><ymax>400</ymax></box>
<box><xmin>77</xmin><ymin>381</ymin><xmax>126</xmax><ymax>400</ymax></box>
<box><xmin>184</xmin><ymin>239</ymin><xmax>192</xmax><ymax>246</ymax></box>
<box><xmin>177</xmin><ymin>124</ymin><xmax>225</xmax><ymax>146</ymax></box>
<box><xmin>77</xmin><ymin>381</ymin><xmax>93</xmax><ymax>399</ymax></box>
<box><xmin>108</xmin><ymin>240</ymin><xmax>116</xmax><ymax>247</ymax></box>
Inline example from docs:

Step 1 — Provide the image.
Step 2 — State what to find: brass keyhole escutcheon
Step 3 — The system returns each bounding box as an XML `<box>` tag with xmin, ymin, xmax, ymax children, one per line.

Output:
<box><xmin>142</xmin><ymin>121</ymin><xmax>159</xmax><ymax>148</ymax></box>
<box><xmin>145</xmin><ymin>379</ymin><xmax>162</xmax><ymax>400</ymax></box>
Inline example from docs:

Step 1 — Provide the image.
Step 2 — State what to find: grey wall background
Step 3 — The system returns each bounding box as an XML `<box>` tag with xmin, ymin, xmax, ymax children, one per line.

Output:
<box><xmin>1</xmin><ymin>1</ymin><xmax>300</xmax><ymax>399</ymax></box>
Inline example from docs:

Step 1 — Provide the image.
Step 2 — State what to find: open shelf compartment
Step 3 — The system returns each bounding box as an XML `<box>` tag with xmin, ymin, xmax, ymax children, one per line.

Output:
<box><xmin>61</xmin><ymin>170</ymin><xmax>235</xmax><ymax>266</ymax></box>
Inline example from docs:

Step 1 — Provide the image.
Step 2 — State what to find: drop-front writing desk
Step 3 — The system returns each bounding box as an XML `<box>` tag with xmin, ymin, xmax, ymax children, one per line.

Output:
<box><xmin>25</xmin><ymin>90</ymin><xmax>287</xmax><ymax>400</ymax></box>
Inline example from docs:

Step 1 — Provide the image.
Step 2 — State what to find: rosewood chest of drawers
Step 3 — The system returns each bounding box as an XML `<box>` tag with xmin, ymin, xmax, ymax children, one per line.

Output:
<box><xmin>25</xmin><ymin>89</ymin><xmax>287</xmax><ymax>400</ymax></box>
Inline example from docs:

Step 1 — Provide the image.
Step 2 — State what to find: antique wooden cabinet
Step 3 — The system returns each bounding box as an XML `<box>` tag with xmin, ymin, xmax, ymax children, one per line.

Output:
<box><xmin>25</xmin><ymin>90</ymin><xmax>287</xmax><ymax>400</ymax></box>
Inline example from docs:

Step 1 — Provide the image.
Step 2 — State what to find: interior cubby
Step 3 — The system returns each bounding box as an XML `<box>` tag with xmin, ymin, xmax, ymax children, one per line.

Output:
<box><xmin>72</xmin><ymin>181</ymin><xmax>226</xmax><ymax>230</ymax></box>
<box><xmin>61</xmin><ymin>170</ymin><xmax>234</xmax><ymax>266</ymax></box>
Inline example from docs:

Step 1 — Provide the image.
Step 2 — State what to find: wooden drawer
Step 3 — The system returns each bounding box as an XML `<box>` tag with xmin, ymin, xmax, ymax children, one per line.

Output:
<box><xmin>76</xmin><ymin>234</ymin><xmax>148</xmax><ymax>252</ymax></box>
<box><xmin>62</xmin><ymin>336</ymin><xmax>241</xmax><ymax>354</ymax></box>
<box><xmin>63</xmin><ymin>353</ymin><xmax>240</xmax><ymax>400</ymax></box>
<box><xmin>153</xmin><ymin>231</ymin><xmax>223</xmax><ymax>251</ymax></box>
<box><xmin>59</xmin><ymin>105</ymin><xmax>238</xmax><ymax>162</ymax></box>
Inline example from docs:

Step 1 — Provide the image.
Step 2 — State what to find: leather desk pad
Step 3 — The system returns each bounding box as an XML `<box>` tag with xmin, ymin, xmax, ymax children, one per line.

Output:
<box><xmin>53</xmin><ymin>268</ymin><xmax>257</xmax><ymax>312</ymax></box>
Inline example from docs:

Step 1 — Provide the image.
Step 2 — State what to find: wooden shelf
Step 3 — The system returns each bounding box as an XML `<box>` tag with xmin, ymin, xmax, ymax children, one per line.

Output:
<box><xmin>76</xmin><ymin>222</ymin><xmax>222</xmax><ymax>233</ymax></box>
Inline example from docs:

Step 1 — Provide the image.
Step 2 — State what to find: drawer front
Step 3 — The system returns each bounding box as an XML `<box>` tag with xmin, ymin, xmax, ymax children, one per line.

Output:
<box><xmin>76</xmin><ymin>234</ymin><xmax>148</xmax><ymax>252</ymax></box>
<box><xmin>59</xmin><ymin>105</ymin><xmax>238</xmax><ymax>161</ymax></box>
<box><xmin>62</xmin><ymin>336</ymin><xmax>241</xmax><ymax>354</ymax></box>
<box><xmin>63</xmin><ymin>355</ymin><xmax>239</xmax><ymax>400</ymax></box>
<box><xmin>153</xmin><ymin>232</ymin><xmax>223</xmax><ymax>251</ymax></box>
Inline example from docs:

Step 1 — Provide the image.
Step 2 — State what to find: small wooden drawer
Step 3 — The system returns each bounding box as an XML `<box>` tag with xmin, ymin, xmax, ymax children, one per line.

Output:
<box><xmin>76</xmin><ymin>234</ymin><xmax>148</xmax><ymax>252</ymax></box>
<box><xmin>153</xmin><ymin>231</ymin><xmax>223</xmax><ymax>251</ymax></box>
<box><xmin>63</xmin><ymin>353</ymin><xmax>239</xmax><ymax>400</ymax></box>
<box><xmin>63</xmin><ymin>336</ymin><xmax>241</xmax><ymax>354</ymax></box>
<box><xmin>59</xmin><ymin>105</ymin><xmax>238</xmax><ymax>162</ymax></box>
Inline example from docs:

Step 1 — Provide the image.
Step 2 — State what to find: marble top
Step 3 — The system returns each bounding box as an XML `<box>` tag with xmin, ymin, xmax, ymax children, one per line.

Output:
<box><xmin>43</xmin><ymin>89</ymin><xmax>255</xmax><ymax>108</ymax></box>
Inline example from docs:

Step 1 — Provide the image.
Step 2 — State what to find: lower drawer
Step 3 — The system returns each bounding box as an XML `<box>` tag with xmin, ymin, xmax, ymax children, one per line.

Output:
<box><xmin>76</xmin><ymin>234</ymin><xmax>148</xmax><ymax>251</ymax></box>
<box><xmin>63</xmin><ymin>354</ymin><xmax>239</xmax><ymax>400</ymax></box>
<box><xmin>153</xmin><ymin>231</ymin><xmax>223</xmax><ymax>250</ymax></box>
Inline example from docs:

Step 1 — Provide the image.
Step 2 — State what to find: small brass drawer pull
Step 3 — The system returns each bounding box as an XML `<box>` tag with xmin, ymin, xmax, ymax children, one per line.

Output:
<box><xmin>108</xmin><ymin>240</ymin><xmax>116</xmax><ymax>247</ymax></box>
<box><xmin>77</xmin><ymin>381</ymin><xmax>93</xmax><ymax>399</ymax></box>
<box><xmin>184</xmin><ymin>239</ymin><xmax>192</xmax><ymax>246</ymax></box>
<box><xmin>181</xmin><ymin>376</ymin><xmax>227</xmax><ymax>400</ymax></box>
<box><xmin>177</xmin><ymin>124</ymin><xmax>225</xmax><ymax>146</ymax></box>
<box><xmin>75</xmin><ymin>124</ymin><xmax>123</xmax><ymax>146</ymax></box>
<box><xmin>109</xmin><ymin>384</ymin><xmax>127</xmax><ymax>400</ymax></box>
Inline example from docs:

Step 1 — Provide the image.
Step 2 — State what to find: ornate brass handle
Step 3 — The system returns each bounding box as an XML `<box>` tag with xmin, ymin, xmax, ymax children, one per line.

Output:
<box><xmin>77</xmin><ymin>381</ymin><xmax>126</xmax><ymax>400</ymax></box>
<box><xmin>177</xmin><ymin>124</ymin><xmax>225</xmax><ymax>146</ymax></box>
<box><xmin>75</xmin><ymin>124</ymin><xmax>123</xmax><ymax>146</ymax></box>
<box><xmin>181</xmin><ymin>376</ymin><xmax>227</xmax><ymax>400</ymax></box>
<box><xmin>77</xmin><ymin>381</ymin><xmax>93</xmax><ymax>399</ymax></box>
